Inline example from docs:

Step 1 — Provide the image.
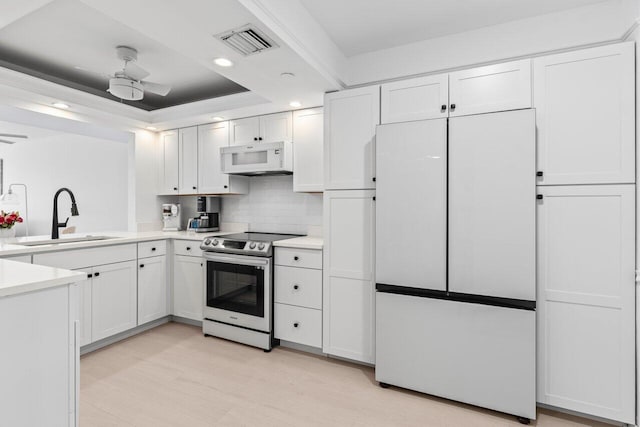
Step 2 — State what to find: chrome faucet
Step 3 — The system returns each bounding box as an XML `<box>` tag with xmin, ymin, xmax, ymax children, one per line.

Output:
<box><xmin>51</xmin><ymin>187</ymin><xmax>79</xmax><ymax>239</ymax></box>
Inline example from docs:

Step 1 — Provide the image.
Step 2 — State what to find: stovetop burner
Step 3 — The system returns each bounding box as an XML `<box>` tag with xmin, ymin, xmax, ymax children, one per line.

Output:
<box><xmin>200</xmin><ymin>231</ymin><xmax>302</xmax><ymax>256</ymax></box>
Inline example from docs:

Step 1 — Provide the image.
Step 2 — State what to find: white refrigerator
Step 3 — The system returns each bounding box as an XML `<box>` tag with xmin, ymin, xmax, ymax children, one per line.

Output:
<box><xmin>375</xmin><ymin>109</ymin><xmax>536</xmax><ymax>421</ymax></box>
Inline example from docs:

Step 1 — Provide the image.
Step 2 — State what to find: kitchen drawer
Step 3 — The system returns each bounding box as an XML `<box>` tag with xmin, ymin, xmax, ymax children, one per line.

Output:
<box><xmin>174</xmin><ymin>240</ymin><xmax>203</xmax><ymax>257</ymax></box>
<box><xmin>33</xmin><ymin>244</ymin><xmax>136</xmax><ymax>270</ymax></box>
<box><xmin>275</xmin><ymin>265</ymin><xmax>322</xmax><ymax>309</ymax></box>
<box><xmin>275</xmin><ymin>247</ymin><xmax>322</xmax><ymax>270</ymax></box>
<box><xmin>275</xmin><ymin>303</ymin><xmax>322</xmax><ymax>348</ymax></box>
<box><xmin>138</xmin><ymin>240</ymin><xmax>167</xmax><ymax>258</ymax></box>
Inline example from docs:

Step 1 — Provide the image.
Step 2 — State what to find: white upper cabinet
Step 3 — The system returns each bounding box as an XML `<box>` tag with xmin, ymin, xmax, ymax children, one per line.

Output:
<box><xmin>230</xmin><ymin>112</ymin><xmax>292</xmax><ymax>145</ymax></box>
<box><xmin>534</xmin><ymin>43</ymin><xmax>634</xmax><ymax>185</ymax></box>
<box><xmin>198</xmin><ymin>122</ymin><xmax>248</xmax><ymax>194</ymax></box>
<box><xmin>159</xmin><ymin>130</ymin><xmax>179</xmax><ymax>194</ymax></box>
<box><xmin>381</xmin><ymin>74</ymin><xmax>449</xmax><ymax>123</ymax></box>
<box><xmin>324</xmin><ymin>86</ymin><xmax>380</xmax><ymax>190</ymax></box>
<box><xmin>293</xmin><ymin>108</ymin><xmax>324</xmax><ymax>192</ymax></box>
<box><xmin>536</xmin><ymin>184</ymin><xmax>635</xmax><ymax>424</ymax></box>
<box><xmin>260</xmin><ymin>112</ymin><xmax>293</xmax><ymax>143</ymax></box>
<box><xmin>449</xmin><ymin>59</ymin><xmax>532</xmax><ymax>117</ymax></box>
<box><xmin>179</xmin><ymin>126</ymin><xmax>199</xmax><ymax>195</ymax></box>
<box><xmin>229</xmin><ymin>116</ymin><xmax>260</xmax><ymax>145</ymax></box>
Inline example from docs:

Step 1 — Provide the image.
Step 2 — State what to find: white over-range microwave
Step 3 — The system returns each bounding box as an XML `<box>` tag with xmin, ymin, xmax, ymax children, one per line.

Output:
<box><xmin>220</xmin><ymin>140</ymin><xmax>293</xmax><ymax>176</ymax></box>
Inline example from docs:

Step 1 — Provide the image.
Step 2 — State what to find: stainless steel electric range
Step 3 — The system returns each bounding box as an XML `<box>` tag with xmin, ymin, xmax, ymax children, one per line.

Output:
<box><xmin>200</xmin><ymin>232</ymin><xmax>301</xmax><ymax>351</ymax></box>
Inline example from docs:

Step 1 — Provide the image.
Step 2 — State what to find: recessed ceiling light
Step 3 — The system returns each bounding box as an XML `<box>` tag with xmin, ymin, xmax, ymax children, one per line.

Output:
<box><xmin>280</xmin><ymin>72</ymin><xmax>295</xmax><ymax>79</ymax></box>
<box><xmin>289</xmin><ymin>101</ymin><xmax>302</xmax><ymax>108</ymax></box>
<box><xmin>146</xmin><ymin>126</ymin><xmax>157</xmax><ymax>131</ymax></box>
<box><xmin>212</xmin><ymin>116</ymin><xmax>224</xmax><ymax>121</ymax></box>
<box><xmin>213</xmin><ymin>57</ymin><xmax>233</xmax><ymax>67</ymax></box>
<box><xmin>52</xmin><ymin>102</ymin><xmax>69</xmax><ymax>109</ymax></box>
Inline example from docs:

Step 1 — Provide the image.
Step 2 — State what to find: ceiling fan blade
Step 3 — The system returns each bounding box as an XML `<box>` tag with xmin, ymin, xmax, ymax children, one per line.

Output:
<box><xmin>0</xmin><ymin>134</ymin><xmax>27</xmax><ymax>138</ymax></box>
<box><xmin>141</xmin><ymin>81</ymin><xmax>172</xmax><ymax>96</ymax></box>
<box><xmin>74</xmin><ymin>66</ymin><xmax>112</xmax><ymax>79</ymax></box>
<box><xmin>0</xmin><ymin>139</ymin><xmax>17</xmax><ymax>144</ymax></box>
<box><xmin>124</xmin><ymin>62</ymin><xmax>150</xmax><ymax>81</ymax></box>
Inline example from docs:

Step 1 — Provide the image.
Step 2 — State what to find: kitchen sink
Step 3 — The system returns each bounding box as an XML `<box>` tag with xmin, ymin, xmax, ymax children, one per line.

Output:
<box><xmin>18</xmin><ymin>235</ymin><xmax>118</xmax><ymax>246</ymax></box>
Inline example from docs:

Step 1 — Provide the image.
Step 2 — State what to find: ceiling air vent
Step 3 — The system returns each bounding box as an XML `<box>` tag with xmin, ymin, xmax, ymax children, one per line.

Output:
<box><xmin>216</xmin><ymin>24</ymin><xmax>279</xmax><ymax>56</ymax></box>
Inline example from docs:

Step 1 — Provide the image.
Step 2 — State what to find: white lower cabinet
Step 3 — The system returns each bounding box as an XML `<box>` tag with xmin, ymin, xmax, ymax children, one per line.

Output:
<box><xmin>536</xmin><ymin>184</ymin><xmax>635</xmax><ymax>424</ymax></box>
<box><xmin>91</xmin><ymin>260</ymin><xmax>138</xmax><ymax>342</ymax></box>
<box><xmin>323</xmin><ymin>190</ymin><xmax>375</xmax><ymax>363</ymax></box>
<box><xmin>74</xmin><ymin>270</ymin><xmax>92</xmax><ymax>346</ymax></box>
<box><xmin>137</xmin><ymin>255</ymin><xmax>168</xmax><ymax>325</ymax></box>
<box><xmin>0</xmin><ymin>283</ymin><xmax>79</xmax><ymax>427</ymax></box>
<box><xmin>274</xmin><ymin>247</ymin><xmax>323</xmax><ymax>348</ymax></box>
<box><xmin>173</xmin><ymin>254</ymin><xmax>203</xmax><ymax>321</ymax></box>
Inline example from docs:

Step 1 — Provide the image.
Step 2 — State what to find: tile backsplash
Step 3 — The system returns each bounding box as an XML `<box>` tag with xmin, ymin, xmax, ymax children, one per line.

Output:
<box><xmin>221</xmin><ymin>175</ymin><xmax>322</xmax><ymax>235</ymax></box>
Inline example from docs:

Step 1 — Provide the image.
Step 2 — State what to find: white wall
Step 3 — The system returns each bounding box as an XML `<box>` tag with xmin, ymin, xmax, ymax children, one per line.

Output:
<box><xmin>347</xmin><ymin>0</ymin><xmax>640</xmax><ymax>85</ymax></box>
<box><xmin>0</xmin><ymin>133</ymin><xmax>129</xmax><ymax>236</ymax></box>
<box><xmin>221</xmin><ymin>175</ymin><xmax>322</xmax><ymax>234</ymax></box>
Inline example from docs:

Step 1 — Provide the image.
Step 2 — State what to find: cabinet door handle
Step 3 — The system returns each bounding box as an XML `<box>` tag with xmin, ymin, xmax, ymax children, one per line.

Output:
<box><xmin>140</xmin><ymin>264</ymin><xmax>145</xmax><ymax>268</ymax></box>
<box><xmin>173</xmin><ymin>187</ymin><xmax>178</xmax><ymax>191</ymax></box>
<box><xmin>293</xmin><ymin>256</ymin><xmax>299</xmax><ymax>261</ymax></box>
<box><xmin>441</xmin><ymin>104</ymin><xmax>447</xmax><ymax>111</ymax></box>
<box><xmin>258</xmin><ymin>137</ymin><xmax>263</xmax><ymax>141</ymax></box>
<box><xmin>192</xmin><ymin>186</ymin><xmax>197</xmax><ymax>190</ymax></box>
<box><xmin>293</xmin><ymin>284</ymin><xmax>299</xmax><ymax>290</ymax></box>
<box><xmin>293</xmin><ymin>322</ymin><xmax>299</xmax><ymax>328</ymax></box>
<box><xmin>224</xmin><ymin>185</ymin><xmax>228</xmax><ymax>189</ymax></box>
<box><xmin>450</xmin><ymin>104</ymin><xmax>456</xmax><ymax>111</ymax></box>
<box><xmin>94</xmin><ymin>272</ymin><xmax>100</xmax><ymax>277</ymax></box>
<box><xmin>372</xmin><ymin>177</ymin><xmax>376</xmax><ymax>182</ymax></box>
<box><xmin>536</xmin><ymin>171</ymin><xmax>544</xmax><ymax>177</ymax></box>
<box><xmin>254</xmin><ymin>137</ymin><xmax>258</xmax><ymax>141</ymax></box>
<box><xmin>536</xmin><ymin>194</ymin><xmax>543</xmax><ymax>200</ymax></box>
<box><xmin>87</xmin><ymin>273</ymin><xmax>93</xmax><ymax>279</ymax></box>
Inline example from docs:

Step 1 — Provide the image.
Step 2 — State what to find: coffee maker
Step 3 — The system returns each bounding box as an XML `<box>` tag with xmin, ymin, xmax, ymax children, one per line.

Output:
<box><xmin>162</xmin><ymin>203</ymin><xmax>182</xmax><ymax>231</ymax></box>
<box><xmin>187</xmin><ymin>197</ymin><xmax>220</xmax><ymax>233</ymax></box>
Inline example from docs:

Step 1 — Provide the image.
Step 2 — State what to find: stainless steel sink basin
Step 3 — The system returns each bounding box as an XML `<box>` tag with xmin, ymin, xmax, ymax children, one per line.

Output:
<box><xmin>19</xmin><ymin>235</ymin><xmax>117</xmax><ymax>246</ymax></box>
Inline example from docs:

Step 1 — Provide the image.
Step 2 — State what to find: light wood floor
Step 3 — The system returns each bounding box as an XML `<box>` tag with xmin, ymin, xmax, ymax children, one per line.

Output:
<box><xmin>80</xmin><ymin>322</ymin><xmax>610</xmax><ymax>427</ymax></box>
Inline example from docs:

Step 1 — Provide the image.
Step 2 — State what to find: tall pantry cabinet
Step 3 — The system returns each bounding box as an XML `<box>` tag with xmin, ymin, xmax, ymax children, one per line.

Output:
<box><xmin>534</xmin><ymin>42</ymin><xmax>635</xmax><ymax>424</ymax></box>
<box><xmin>323</xmin><ymin>86</ymin><xmax>379</xmax><ymax>363</ymax></box>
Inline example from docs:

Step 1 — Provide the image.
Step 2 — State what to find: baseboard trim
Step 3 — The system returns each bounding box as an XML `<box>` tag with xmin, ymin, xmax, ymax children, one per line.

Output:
<box><xmin>80</xmin><ymin>317</ymin><xmax>170</xmax><ymax>355</ymax></box>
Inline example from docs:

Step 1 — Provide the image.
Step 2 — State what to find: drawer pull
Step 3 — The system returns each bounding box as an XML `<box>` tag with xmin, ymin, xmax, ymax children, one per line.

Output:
<box><xmin>94</xmin><ymin>272</ymin><xmax>100</xmax><ymax>277</ymax></box>
<box><xmin>151</xmin><ymin>247</ymin><xmax>156</xmax><ymax>251</ymax></box>
<box><xmin>186</xmin><ymin>247</ymin><xmax>191</xmax><ymax>251</ymax></box>
<box><xmin>293</xmin><ymin>284</ymin><xmax>299</xmax><ymax>290</ymax></box>
<box><xmin>140</xmin><ymin>264</ymin><xmax>145</xmax><ymax>268</ymax></box>
<box><xmin>293</xmin><ymin>256</ymin><xmax>299</xmax><ymax>261</ymax></box>
<box><xmin>293</xmin><ymin>322</ymin><xmax>299</xmax><ymax>328</ymax></box>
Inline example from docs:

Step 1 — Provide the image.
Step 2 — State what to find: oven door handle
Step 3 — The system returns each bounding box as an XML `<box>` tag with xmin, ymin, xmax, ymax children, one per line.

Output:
<box><xmin>203</xmin><ymin>254</ymin><xmax>269</xmax><ymax>267</ymax></box>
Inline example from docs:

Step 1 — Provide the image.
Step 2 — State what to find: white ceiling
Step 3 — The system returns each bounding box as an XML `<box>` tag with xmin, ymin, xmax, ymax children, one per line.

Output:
<box><xmin>0</xmin><ymin>120</ymin><xmax>63</xmax><ymax>141</ymax></box>
<box><xmin>299</xmin><ymin>0</ymin><xmax>609</xmax><ymax>56</ymax></box>
<box><xmin>0</xmin><ymin>0</ymin><xmax>247</xmax><ymax>110</ymax></box>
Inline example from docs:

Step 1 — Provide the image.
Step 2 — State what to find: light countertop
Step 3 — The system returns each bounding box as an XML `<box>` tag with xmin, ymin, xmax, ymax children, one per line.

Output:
<box><xmin>273</xmin><ymin>236</ymin><xmax>323</xmax><ymax>250</ymax></box>
<box><xmin>0</xmin><ymin>230</ymin><xmax>233</xmax><ymax>257</ymax></box>
<box><xmin>0</xmin><ymin>259</ymin><xmax>86</xmax><ymax>298</ymax></box>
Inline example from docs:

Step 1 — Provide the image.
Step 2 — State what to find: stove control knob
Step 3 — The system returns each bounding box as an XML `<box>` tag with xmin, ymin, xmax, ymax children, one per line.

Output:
<box><xmin>249</xmin><ymin>242</ymin><xmax>256</xmax><ymax>249</ymax></box>
<box><xmin>204</xmin><ymin>239</ymin><xmax>211</xmax><ymax>245</ymax></box>
<box><xmin>258</xmin><ymin>243</ymin><xmax>265</xmax><ymax>250</ymax></box>
<box><xmin>212</xmin><ymin>239</ymin><xmax>219</xmax><ymax>246</ymax></box>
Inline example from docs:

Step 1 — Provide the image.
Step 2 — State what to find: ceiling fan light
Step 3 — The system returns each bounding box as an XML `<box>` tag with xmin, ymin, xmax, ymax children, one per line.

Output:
<box><xmin>108</xmin><ymin>77</ymin><xmax>144</xmax><ymax>101</ymax></box>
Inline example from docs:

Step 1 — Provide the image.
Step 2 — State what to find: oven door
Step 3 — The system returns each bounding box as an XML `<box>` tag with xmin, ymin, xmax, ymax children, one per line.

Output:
<box><xmin>203</xmin><ymin>253</ymin><xmax>271</xmax><ymax>332</ymax></box>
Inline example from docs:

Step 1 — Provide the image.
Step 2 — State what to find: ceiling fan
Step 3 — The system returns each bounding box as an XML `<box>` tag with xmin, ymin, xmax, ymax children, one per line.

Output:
<box><xmin>0</xmin><ymin>133</ymin><xmax>27</xmax><ymax>145</ymax></box>
<box><xmin>78</xmin><ymin>46</ymin><xmax>172</xmax><ymax>102</ymax></box>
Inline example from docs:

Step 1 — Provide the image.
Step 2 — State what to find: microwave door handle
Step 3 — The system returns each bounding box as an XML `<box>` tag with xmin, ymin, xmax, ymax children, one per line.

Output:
<box><xmin>204</xmin><ymin>255</ymin><xmax>269</xmax><ymax>267</ymax></box>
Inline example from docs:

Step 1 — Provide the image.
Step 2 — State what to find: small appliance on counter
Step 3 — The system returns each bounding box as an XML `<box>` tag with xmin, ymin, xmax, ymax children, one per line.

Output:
<box><xmin>162</xmin><ymin>203</ymin><xmax>182</xmax><ymax>231</ymax></box>
<box><xmin>187</xmin><ymin>196</ymin><xmax>220</xmax><ymax>233</ymax></box>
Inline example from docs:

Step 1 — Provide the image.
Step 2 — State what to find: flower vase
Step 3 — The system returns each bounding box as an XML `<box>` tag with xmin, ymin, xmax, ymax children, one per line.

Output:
<box><xmin>0</xmin><ymin>227</ymin><xmax>16</xmax><ymax>238</ymax></box>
